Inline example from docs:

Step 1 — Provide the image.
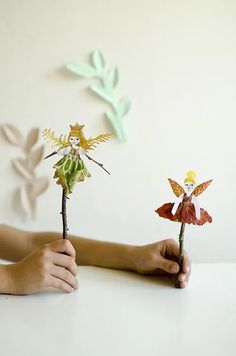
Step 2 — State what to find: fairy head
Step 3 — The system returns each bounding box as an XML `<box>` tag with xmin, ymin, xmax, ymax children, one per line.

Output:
<box><xmin>67</xmin><ymin>123</ymin><xmax>85</xmax><ymax>146</ymax></box>
<box><xmin>184</xmin><ymin>171</ymin><xmax>196</xmax><ymax>194</ymax></box>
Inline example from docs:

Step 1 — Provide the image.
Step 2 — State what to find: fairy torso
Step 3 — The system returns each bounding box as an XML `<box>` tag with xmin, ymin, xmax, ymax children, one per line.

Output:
<box><xmin>182</xmin><ymin>193</ymin><xmax>193</xmax><ymax>203</ymax></box>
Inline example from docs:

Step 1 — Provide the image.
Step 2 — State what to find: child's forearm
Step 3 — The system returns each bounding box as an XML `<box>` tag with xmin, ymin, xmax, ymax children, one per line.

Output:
<box><xmin>31</xmin><ymin>231</ymin><xmax>137</xmax><ymax>271</ymax></box>
<box><xmin>69</xmin><ymin>236</ymin><xmax>137</xmax><ymax>271</ymax></box>
<box><xmin>0</xmin><ymin>265</ymin><xmax>12</xmax><ymax>294</ymax></box>
<box><xmin>0</xmin><ymin>224</ymin><xmax>137</xmax><ymax>270</ymax></box>
<box><xmin>0</xmin><ymin>224</ymin><xmax>34</xmax><ymax>262</ymax></box>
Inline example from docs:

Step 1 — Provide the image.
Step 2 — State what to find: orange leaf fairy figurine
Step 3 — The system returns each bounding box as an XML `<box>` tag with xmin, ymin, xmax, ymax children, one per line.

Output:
<box><xmin>155</xmin><ymin>171</ymin><xmax>212</xmax><ymax>287</ymax></box>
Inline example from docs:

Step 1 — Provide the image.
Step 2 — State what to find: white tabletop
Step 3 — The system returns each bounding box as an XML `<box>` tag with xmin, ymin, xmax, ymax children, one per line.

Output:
<box><xmin>0</xmin><ymin>263</ymin><xmax>235</xmax><ymax>356</ymax></box>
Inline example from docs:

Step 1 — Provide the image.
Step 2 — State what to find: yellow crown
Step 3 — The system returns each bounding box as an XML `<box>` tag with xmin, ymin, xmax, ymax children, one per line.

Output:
<box><xmin>69</xmin><ymin>123</ymin><xmax>84</xmax><ymax>137</ymax></box>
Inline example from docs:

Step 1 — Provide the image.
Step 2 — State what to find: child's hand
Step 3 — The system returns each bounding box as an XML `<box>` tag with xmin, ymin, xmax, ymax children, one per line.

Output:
<box><xmin>132</xmin><ymin>239</ymin><xmax>191</xmax><ymax>288</ymax></box>
<box><xmin>6</xmin><ymin>239</ymin><xmax>78</xmax><ymax>295</ymax></box>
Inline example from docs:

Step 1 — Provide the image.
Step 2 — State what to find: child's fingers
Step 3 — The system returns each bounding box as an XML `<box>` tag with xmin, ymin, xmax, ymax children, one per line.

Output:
<box><xmin>157</xmin><ymin>256</ymin><xmax>179</xmax><ymax>274</ymax></box>
<box><xmin>48</xmin><ymin>239</ymin><xmax>76</xmax><ymax>258</ymax></box>
<box><xmin>51</xmin><ymin>265</ymin><xmax>78</xmax><ymax>290</ymax></box>
<box><xmin>51</xmin><ymin>252</ymin><xmax>78</xmax><ymax>276</ymax></box>
<box><xmin>165</xmin><ymin>239</ymin><xmax>180</xmax><ymax>259</ymax></box>
<box><xmin>49</xmin><ymin>275</ymin><xmax>76</xmax><ymax>293</ymax></box>
<box><xmin>182</xmin><ymin>252</ymin><xmax>191</xmax><ymax>275</ymax></box>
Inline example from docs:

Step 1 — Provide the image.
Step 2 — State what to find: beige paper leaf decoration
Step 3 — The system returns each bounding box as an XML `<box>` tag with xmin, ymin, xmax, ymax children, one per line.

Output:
<box><xmin>2</xmin><ymin>124</ymin><xmax>23</xmax><ymax>146</ymax></box>
<box><xmin>27</xmin><ymin>145</ymin><xmax>44</xmax><ymax>169</ymax></box>
<box><xmin>12</xmin><ymin>158</ymin><xmax>33</xmax><ymax>180</ymax></box>
<box><xmin>24</xmin><ymin>127</ymin><xmax>39</xmax><ymax>152</ymax></box>
<box><xmin>19</xmin><ymin>184</ymin><xmax>36</xmax><ymax>219</ymax></box>
<box><xmin>31</xmin><ymin>176</ymin><xmax>49</xmax><ymax>197</ymax></box>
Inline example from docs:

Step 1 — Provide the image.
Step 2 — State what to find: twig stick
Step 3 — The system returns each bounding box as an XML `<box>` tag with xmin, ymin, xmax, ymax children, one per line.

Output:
<box><xmin>85</xmin><ymin>154</ymin><xmax>110</xmax><ymax>175</ymax></box>
<box><xmin>175</xmin><ymin>222</ymin><xmax>186</xmax><ymax>288</ymax></box>
<box><xmin>61</xmin><ymin>188</ymin><xmax>68</xmax><ymax>239</ymax></box>
<box><xmin>44</xmin><ymin>151</ymin><xmax>57</xmax><ymax>160</ymax></box>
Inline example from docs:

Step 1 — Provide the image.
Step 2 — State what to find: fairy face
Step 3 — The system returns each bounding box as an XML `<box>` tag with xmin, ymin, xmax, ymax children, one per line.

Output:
<box><xmin>69</xmin><ymin>136</ymin><xmax>80</xmax><ymax>146</ymax></box>
<box><xmin>184</xmin><ymin>181</ymin><xmax>195</xmax><ymax>194</ymax></box>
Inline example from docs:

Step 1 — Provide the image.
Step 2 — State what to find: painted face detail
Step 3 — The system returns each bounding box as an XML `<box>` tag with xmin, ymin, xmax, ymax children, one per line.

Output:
<box><xmin>69</xmin><ymin>136</ymin><xmax>80</xmax><ymax>145</ymax></box>
<box><xmin>184</xmin><ymin>182</ymin><xmax>195</xmax><ymax>193</ymax></box>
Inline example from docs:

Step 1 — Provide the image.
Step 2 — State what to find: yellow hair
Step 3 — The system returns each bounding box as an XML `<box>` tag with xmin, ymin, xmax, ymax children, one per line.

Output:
<box><xmin>184</xmin><ymin>170</ymin><xmax>196</xmax><ymax>184</ymax></box>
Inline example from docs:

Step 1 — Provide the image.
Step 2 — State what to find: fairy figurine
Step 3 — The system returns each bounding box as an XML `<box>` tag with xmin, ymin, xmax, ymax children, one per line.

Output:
<box><xmin>156</xmin><ymin>171</ymin><xmax>212</xmax><ymax>287</ymax></box>
<box><xmin>43</xmin><ymin>123</ymin><xmax>111</xmax><ymax>238</ymax></box>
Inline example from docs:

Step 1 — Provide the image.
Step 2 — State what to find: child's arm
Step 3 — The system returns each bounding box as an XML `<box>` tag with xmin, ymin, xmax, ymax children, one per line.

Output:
<box><xmin>0</xmin><ymin>224</ymin><xmax>191</xmax><ymax>289</ymax></box>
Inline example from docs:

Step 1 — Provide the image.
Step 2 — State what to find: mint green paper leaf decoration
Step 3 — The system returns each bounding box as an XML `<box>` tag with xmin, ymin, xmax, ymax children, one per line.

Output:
<box><xmin>91</xmin><ymin>50</ymin><xmax>106</xmax><ymax>75</ymax></box>
<box><xmin>117</xmin><ymin>97</ymin><xmax>131</xmax><ymax>119</ymax></box>
<box><xmin>103</xmin><ymin>67</ymin><xmax>119</xmax><ymax>93</ymax></box>
<box><xmin>90</xmin><ymin>84</ymin><xmax>114</xmax><ymax>104</ymax></box>
<box><xmin>66</xmin><ymin>63</ymin><xmax>97</xmax><ymax>78</ymax></box>
<box><xmin>106</xmin><ymin>110</ymin><xmax>126</xmax><ymax>142</ymax></box>
<box><xmin>66</xmin><ymin>50</ymin><xmax>131</xmax><ymax>142</ymax></box>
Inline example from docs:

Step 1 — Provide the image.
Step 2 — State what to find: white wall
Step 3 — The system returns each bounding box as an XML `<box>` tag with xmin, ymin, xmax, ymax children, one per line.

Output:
<box><xmin>0</xmin><ymin>0</ymin><xmax>235</xmax><ymax>262</ymax></box>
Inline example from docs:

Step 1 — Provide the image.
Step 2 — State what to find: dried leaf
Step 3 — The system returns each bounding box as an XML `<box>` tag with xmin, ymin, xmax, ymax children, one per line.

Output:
<box><xmin>1</xmin><ymin>124</ymin><xmax>23</xmax><ymax>146</ymax></box>
<box><xmin>24</xmin><ymin>127</ymin><xmax>39</xmax><ymax>152</ymax></box>
<box><xmin>27</xmin><ymin>145</ymin><xmax>44</xmax><ymax>169</ymax></box>
<box><xmin>83</xmin><ymin>133</ymin><xmax>112</xmax><ymax>150</ymax></box>
<box><xmin>12</xmin><ymin>158</ymin><xmax>33</xmax><ymax>179</ymax></box>
<box><xmin>42</xmin><ymin>129</ymin><xmax>67</xmax><ymax>148</ymax></box>
<box><xmin>31</xmin><ymin>176</ymin><xmax>49</xmax><ymax>197</ymax></box>
<box><xmin>193</xmin><ymin>180</ymin><xmax>213</xmax><ymax>197</ymax></box>
<box><xmin>168</xmin><ymin>179</ymin><xmax>185</xmax><ymax>197</ymax></box>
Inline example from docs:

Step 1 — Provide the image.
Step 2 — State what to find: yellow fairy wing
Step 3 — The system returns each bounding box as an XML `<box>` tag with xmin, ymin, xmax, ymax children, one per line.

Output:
<box><xmin>193</xmin><ymin>179</ymin><xmax>212</xmax><ymax>197</ymax></box>
<box><xmin>42</xmin><ymin>129</ymin><xmax>68</xmax><ymax>149</ymax></box>
<box><xmin>168</xmin><ymin>178</ymin><xmax>185</xmax><ymax>197</ymax></box>
<box><xmin>81</xmin><ymin>133</ymin><xmax>112</xmax><ymax>150</ymax></box>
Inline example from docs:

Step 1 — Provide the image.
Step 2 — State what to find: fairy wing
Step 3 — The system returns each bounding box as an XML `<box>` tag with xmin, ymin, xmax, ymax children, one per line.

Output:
<box><xmin>168</xmin><ymin>178</ymin><xmax>185</xmax><ymax>197</ymax></box>
<box><xmin>193</xmin><ymin>179</ymin><xmax>212</xmax><ymax>197</ymax></box>
<box><xmin>82</xmin><ymin>133</ymin><xmax>112</xmax><ymax>150</ymax></box>
<box><xmin>42</xmin><ymin>129</ymin><xmax>68</xmax><ymax>149</ymax></box>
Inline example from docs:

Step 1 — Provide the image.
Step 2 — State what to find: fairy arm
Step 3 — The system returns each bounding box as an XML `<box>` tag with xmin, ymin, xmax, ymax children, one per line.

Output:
<box><xmin>192</xmin><ymin>195</ymin><xmax>201</xmax><ymax>220</ymax></box>
<box><xmin>57</xmin><ymin>146</ymin><xmax>71</xmax><ymax>156</ymax></box>
<box><xmin>171</xmin><ymin>194</ymin><xmax>184</xmax><ymax>215</ymax></box>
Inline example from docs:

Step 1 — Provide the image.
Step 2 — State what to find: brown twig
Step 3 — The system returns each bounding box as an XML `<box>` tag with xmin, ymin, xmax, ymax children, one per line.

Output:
<box><xmin>44</xmin><ymin>151</ymin><xmax>57</xmax><ymax>160</ymax></box>
<box><xmin>61</xmin><ymin>188</ymin><xmax>68</xmax><ymax>239</ymax></box>
<box><xmin>85</xmin><ymin>154</ymin><xmax>110</xmax><ymax>175</ymax></box>
<box><xmin>175</xmin><ymin>222</ymin><xmax>186</xmax><ymax>288</ymax></box>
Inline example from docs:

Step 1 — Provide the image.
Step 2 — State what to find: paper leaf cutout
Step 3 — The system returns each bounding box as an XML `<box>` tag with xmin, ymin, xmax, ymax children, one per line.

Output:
<box><xmin>31</xmin><ymin>176</ymin><xmax>49</xmax><ymax>197</ymax></box>
<box><xmin>12</xmin><ymin>158</ymin><xmax>33</xmax><ymax>179</ymax></box>
<box><xmin>66</xmin><ymin>63</ymin><xmax>97</xmax><ymax>78</ymax></box>
<box><xmin>24</xmin><ymin>127</ymin><xmax>39</xmax><ymax>152</ymax></box>
<box><xmin>90</xmin><ymin>84</ymin><xmax>113</xmax><ymax>104</ymax></box>
<box><xmin>27</xmin><ymin>145</ymin><xmax>44</xmax><ymax>169</ymax></box>
<box><xmin>19</xmin><ymin>184</ymin><xmax>36</xmax><ymax>219</ymax></box>
<box><xmin>193</xmin><ymin>180</ymin><xmax>212</xmax><ymax>197</ymax></box>
<box><xmin>2</xmin><ymin>124</ymin><xmax>23</xmax><ymax>146</ymax></box>
<box><xmin>103</xmin><ymin>67</ymin><xmax>119</xmax><ymax>92</ymax></box>
<box><xmin>91</xmin><ymin>50</ymin><xmax>105</xmax><ymax>74</ymax></box>
<box><xmin>106</xmin><ymin>111</ymin><xmax>127</xmax><ymax>142</ymax></box>
<box><xmin>117</xmin><ymin>97</ymin><xmax>131</xmax><ymax>118</ymax></box>
<box><xmin>65</xmin><ymin>50</ymin><xmax>131</xmax><ymax>142</ymax></box>
<box><xmin>168</xmin><ymin>178</ymin><xmax>185</xmax><ymax>197</ymax></box>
